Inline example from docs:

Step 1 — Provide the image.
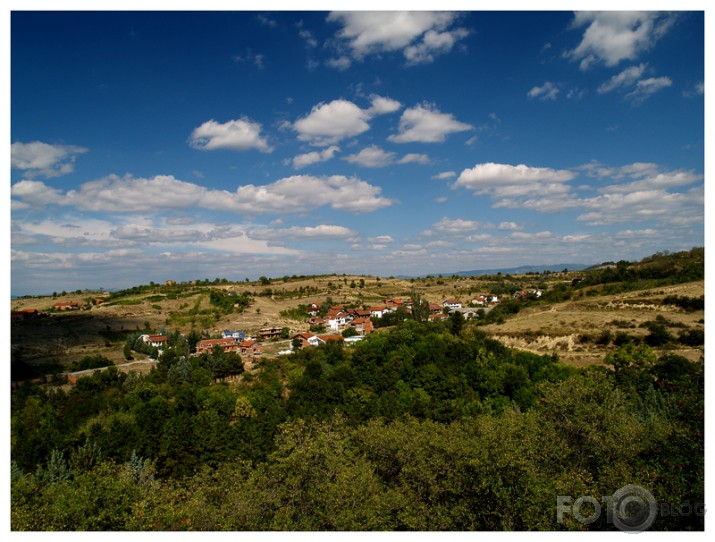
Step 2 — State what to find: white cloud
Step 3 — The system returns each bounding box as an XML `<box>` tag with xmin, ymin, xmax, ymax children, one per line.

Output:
<box><xmin>249</xmin><ymin>224</ymin><xmax>356</xmax><ymax>240</ymax></box>
<box><xmin>465</xmin><ymin>234</ymin><xmax>493</xmax><ymax>243</ymax></box>
<box><xmin>598</xmin><ymin>167</ymin><xmax>701</xmax><ymax>193</ymax></box>
<box><xmin>580</xmin><ymin>161</ymin><xmax>660</xmax><ymax>180</ymax></box>
<box><xmin>12</xmin><ymin>173</ymin><xmax>396</xmax><ymax>215</ymax></box>
<box><xmin>457</xmin><ymin>161</ymin><xmax>702</xmax><ymax>229</ymax></box>
<box><xmin>510</xmin><ymin>231</ymin><xmax>554</xmax><ymax>240</ymax></box>
<box><xmin>404</xmin><ymin>27</ymin><xmax>469</xmax><ymax>65</ymax></box>
<box><xmin>597</xmin><ymin>63</ymin><xmax>647</xmax><ymax>93</ymax></box>
<box><xmin>562</xmin><ymin>234</ymin><xmax>592</xmax><ymax>243</ymax></box>
<box><xmin>615</xmin><ymin>228</ymin><xmax>658</xmax><ymax>238</ymax></box>
<box><xmin>11</xmin><ymin>180</ymin><xmax>65</xmax><ymax>206</ymax></box>
<box><xmin>232</xmin><ymin>49</ymin><xmax>266</xmax><ymax>70</ymax></box>
<box><xmin>567</xmin><ymin>12</ymin><xmax>676</xmax><ymax>70</ymax></box>
<box><xmin>224</xmin><ymin>175</ymin><xmax>396</xmax><ymax>214</ymax></box>
<box><xmin>366</xmin><ymin>95</ymin><xmax>402</xmax><ymax>115</ymax></box>
<box><xmin>454</xmin><ymin>162</ymin><xmax>576</xmax><ymax>200</ymax></box>
<box><xmin>368</xmin><ymin>235</ymin><xmax>394</xmax><ymax>243</ymax></box>
<box><xmin>433</xmin><ymin>217</ymin><xmax>483</xmax><ymax>234</ymax></box>
<box><xmin>11</xmin><ymin>141</ymin><xmax>88</xmax><ymax>178</ymax></box>
<box><xmin>290</xmin><ymin>145</ymin><xmax>340</xmax><ymax>169</ymax></box>
<box><xmin>397</xmin><ymin>153</ymin><xmax>430</xmax><ymax>165</ymax></box>
<box><xmin>327</xmin><ymin>11</ymin><xmax>467</xmax><ymax>65</ymax></box>
<box><xmin>433</xmin><ymin>171</ymin><xmax>456</xmax><ymax>180</ymax></box>
<box><xmin>189</xmin><ymin>117</ymin><xmax>272</xmax><ymax>152</ymax></box>
<box><xmin>298</xmin><ymin>29</ymin><xmax>318</xmax><ymax>48</ymax></box>
<box><xmin>576</xmin><ymin>188</ymin><xmax>702</xmax><ymax>226</ymax></box>
<box><xmin>293</xmin><ymin>96</ymin><xmax>400</xmax><ymax>146</ymax></box>
<box><xmin>326</xmin><ymin>56</ymin><xmax>352</xmax><ymax>70</ymax></box>
<box><xmin>344</xmin><ymin>145</ymin><xmax>396</xmax><ymax>168</ymax></box>
<box><xmin>625</xmin><ymin>76</ymin><xmax>672</xmax><ymax>104</ymax></box>
<box><xmin>527</xmin><ymin>82</ymin><xmax>559</xmax><ymax>100</ymax></box>
<box><xmin>498</xmin><ymin>221</ymin><xmax>521</xmax><ymax>231</ymax></box>
<box><xmin>388</xmin><ymin>104</ymin><xmax>472</xmax><ymax>143</ymax></box>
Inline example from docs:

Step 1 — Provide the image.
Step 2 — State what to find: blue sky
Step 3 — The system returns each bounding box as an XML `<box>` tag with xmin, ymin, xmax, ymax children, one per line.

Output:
<box><xmin>8</xmin><ymin>6</ymin><xmax>706</xmax><ymax>295</ymax></box>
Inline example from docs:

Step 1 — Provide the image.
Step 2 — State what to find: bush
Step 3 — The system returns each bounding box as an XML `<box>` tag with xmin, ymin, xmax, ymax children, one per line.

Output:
<box><xmin>678</xmin><ymin>328</ymin><xmax>704</xmax><ymax>346</ymax></box>
<box><xmin>68</xmin><ymin>355</ymin><xmax>114</xmax><ymax>373</ymax></box>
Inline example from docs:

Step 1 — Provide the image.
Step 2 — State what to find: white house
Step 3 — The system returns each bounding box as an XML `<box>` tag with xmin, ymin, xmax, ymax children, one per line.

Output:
<box><xmin>327</xmin><ymin>310</ymin><xmax>352</xmax><ymax>331</ymax></box>
<box><xmin>140</xmin><ymin>334</ymin><xmax>168</xmax><ymax>348</ymax></box>
<box><xmin>369</xmin><ymin>306</ymin><xmax>389</xmax><ymax>318</ymax></box>
<box><xmin>443</xmin><ymin>299</ymin><xmax>463</xmax><ymax>310</ymax></box>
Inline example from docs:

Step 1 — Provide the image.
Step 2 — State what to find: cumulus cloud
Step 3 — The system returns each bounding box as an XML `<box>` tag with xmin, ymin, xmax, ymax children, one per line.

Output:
<box><xmin>454</xmin><ymin>162</ymin><xmax>576</xmax><ymax>200</ymax></box>
<box><xmin>433</xmin><ymin>217</ymin><xmax>484</xmax><ymax>234</ymax></box>
<box><xmin>327</xmin><ymin>11</ymin><xmax>468</xmax><ymax>65</ymax></box>
<box><xmin>11</xmin><ymin>141</ymin><xmax>88</xmax><ymax>178</ymax></box>
<box><xmin>527</xmin><ymin>82</ymin><xmax>559</xmax><ymax>100</ymax></box>
<box><xmin>290</xmin><ymin>145</ymin><xmax>340</xmax><ymax>169</ymax></box>
<box><xmin>344</xmin><ymin>145</ymin><xmax>396</xmax><ymax>168</ymax></box>
<box><xmin>388</xmin><ymin>104</ymin><xmax>472</xmax><ymax>143</ymax></box>
<box><xmin>567</xmin><ymin>11</ymin><xmax>676</xmax><ymax>70</ymax></box>
<box><xmin>454</xmin><ymin>160</ymin><xmax>702</xmax><ymax>229</ymax></box>
<box><xmin>576</xmin><ymin>188</ymin><xmax>702</xmax><ymax>226</ymax></box>
<box><xmin>397</xmin><ymin>153</ymin><xmax>430</xmax><ymax>165</ymax></box>
<box><xmin>11</xmin><ymin>173</ymin><xmax>396</xmax><ymax>215</ymax></box>
<box><xmin>11</xmin><ymin>180</ymin><xmax>65</xmax><ymax>206</ymax></box>
<box><xmin>498</xmin><ymin>221</ymin><xmax>521</xmax><ymax>231</ymax></box>
<box><xmin>433</xmin><ymin>171</ymin><xmax>456</xmax><ymax>180</ymax></box>
<box><xmin>366</xmin><ymin>95</ymin><xmax>402</xmax><ymax>115</ymax></box>
<box><xmin>189</xmin><ymin>117</ymin><xmax>272</xmax><ymax>152</ymax></box>
<box><xmin>293</xmin><ymin>95</ymin><xmax>401</xmax><ymax>146</ymax></box>
<box><xmin>218</xmin><ymin>175</ymin><xmax>397</xmax><ymax>214</ymax></box>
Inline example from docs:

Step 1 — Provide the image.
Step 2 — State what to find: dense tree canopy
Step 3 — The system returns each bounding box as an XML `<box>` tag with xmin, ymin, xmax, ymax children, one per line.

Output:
<box><xmin>11</xmin><ymin>317</ymin><xmax>704</xmax><ymax>531</ymax></box>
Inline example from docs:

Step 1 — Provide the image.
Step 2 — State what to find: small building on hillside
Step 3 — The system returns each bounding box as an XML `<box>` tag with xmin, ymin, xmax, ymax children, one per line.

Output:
<box><xmin>292</xmin><ymin>332</ymin><xmax>323</xmax><ymax>350</ymax></box>
<box><xmin>11</xmin><ymin>309</ymin><xmax>38</xmax><ymax>321</ymax></box>
<box><xmin>223</xmin><ymin>330</ymin><xmax>246</xmax><ymax>340</ymax></box>
<box><xmin>259</xmin><ymin>327</ymin><xmax>284</xmax><ymax>340</ymax></box>
<box><xmin>53</xmin><ymin>301</ymin><xmax>82</xmax><ymax>311</ymax></box>
<box><xmin>350</xmin><ymin>317</ymin><xmax>374</xmax><ymax>335</ymax></box>
<box><xmin>141</xmin><ymin>334</ymin><xmax>168</xmax><ymax>348</ymax></box>
<box><xmin>239</xmin><ymin>339</ymin><xmax>262</xmax><ymax>357</ymax></box>
<box><xmin>195</xmin><ymin>338</ymin><xmax>240</xmax><ymax>355</ymax></box>
<box><xmin>443</xmin><ymin>299</ymin><xmax>463</xmax><ymax>310</ymax></box>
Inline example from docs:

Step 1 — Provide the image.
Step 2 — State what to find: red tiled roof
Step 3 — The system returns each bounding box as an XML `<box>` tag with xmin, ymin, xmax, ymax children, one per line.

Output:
<box><xmin>319</xmin><ymin>334</ymin><xmax>344</xmax><ymax>342</ymax></box>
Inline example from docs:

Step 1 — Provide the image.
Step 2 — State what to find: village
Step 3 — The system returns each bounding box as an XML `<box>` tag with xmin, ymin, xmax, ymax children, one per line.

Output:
<box><xmin>11</xmin><ymin>284</ymin><xmax>545</xmax><ymax>385</ymax></box>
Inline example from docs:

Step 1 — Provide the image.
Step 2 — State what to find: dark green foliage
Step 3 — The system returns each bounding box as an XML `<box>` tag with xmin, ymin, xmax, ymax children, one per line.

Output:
<box><xmin>11</xmin><ymin>318</ymin><xmax>704</xmax><ymax>531</ymax></box>
<box><xmin>208</xmin><ymin>289</ymin><xmax>251</xmax><ymax>313</ymax></box>
<box><xmin>371</xmin><ymin>307</ymin><xmax>409</xmax><ymax>328</ymax></box>
<box><xmin>661</xmin><ymin>295</ymin><xmax>704</xmax><ymax>311</ymax></box>
<box><xmin>677</xmin><ymin>328</ymin><xmax>704</xmax><ymax>346</ymax></box>
<box><xmin>641</xmin><ymin>320</ymin><xmax>675</xmax><ymax>347</ymax></box>
<box><xmin>67</xmin><ymin>354</ymin><xmax>114</xmax><ymax>373</ymax></box>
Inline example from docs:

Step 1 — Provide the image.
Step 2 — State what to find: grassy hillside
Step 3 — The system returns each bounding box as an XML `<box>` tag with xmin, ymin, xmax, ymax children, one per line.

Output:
<box><xmin>11</xmin><ymin>248</ymin><xmax>704</xmax><ymax>374</ymax></box>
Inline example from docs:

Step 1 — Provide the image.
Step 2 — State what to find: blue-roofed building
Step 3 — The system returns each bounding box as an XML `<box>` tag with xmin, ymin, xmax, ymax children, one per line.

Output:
<box><xmin>222</xmin><ymin>330</ymin><xmax>246</xmax><ymax>340</ymax></box>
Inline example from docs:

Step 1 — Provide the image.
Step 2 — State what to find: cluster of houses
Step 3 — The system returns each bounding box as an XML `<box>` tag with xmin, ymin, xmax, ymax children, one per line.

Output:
<box><xmin>285</xmin><ymin>294</ymin><xmax>508</xmax><ymax>351</ymax></box>
<box><xmin>137</xmin><ymin>331</ymin><xmax>263</xmax><ymax>359</ymax></box>
<box><xmin>194</xmin><ymin>330</ymin><xmax>262</xmax><ymax>359</ymax></box>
